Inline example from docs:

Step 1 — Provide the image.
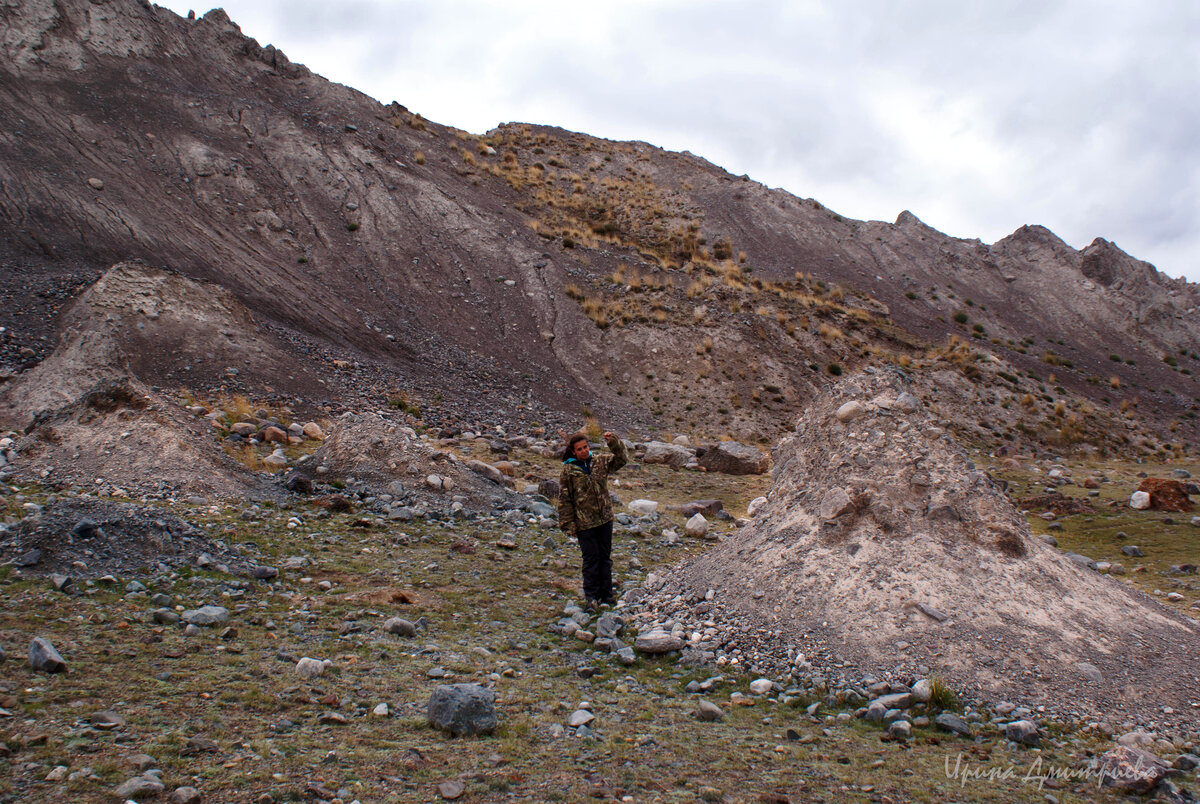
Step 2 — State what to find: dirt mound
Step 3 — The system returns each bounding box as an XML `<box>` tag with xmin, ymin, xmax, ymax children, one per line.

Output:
<box><xmin>1137</xmin><ymin>478</ymin><xmax>1193</xmax><ymax>512</ymax></box>
<box><xmin>0</xmin><ymin>498</ymin><xmax>251</xmax><ymax>578</ymax></box>
<box><xmin>5</xmin><ymin>377</ymin><xmax>276</xmax><ymax>498</ymax></box>
<box><xmin>641</xmin><ymin>367</ymin><xmax>1200</xmax><ymax>728</ymax></box>
<box><xmin>0</xmin><ymin>261</ymin><xmax>324</xmax><ymax>430</ymax></box>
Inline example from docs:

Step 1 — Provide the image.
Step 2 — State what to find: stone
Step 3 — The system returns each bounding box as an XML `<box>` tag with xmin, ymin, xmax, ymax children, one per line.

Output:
<box><xmin>1005</xmin><ymin>719</ymin><xmax>1039</xmax><ymax>746</ymax></box>
<box><xmin>302</xmin><ymin>422</ymin><xmax>325</xmax><ymax>440</ymax></box>
<box><xmin>427</xmin><ymin>684</ymin><xmax>497</xmax><ymax>736</ymax></box>
<box><xmin>296</xmin><ymin>657</ymin><xmax>327</xmax><ymax>679</ymax></box>
<box><xmin>385</xmin><ymin>617</ymin><xmax>418</xmax><ymax>637</ymax></box>
<box><xmin>128</xmin><ymin>754</ymin><xmax>158</xmax><ymax>772</ymax></box>
<box><xmin>16</xmin><ymin>548</ymin><xmax>41</xmax><ymax>566</ymax></box>
<box><xmin>72</xmin><ymin>517</ymin><xmax>101</xmax><ymax>538</ymax></box>
<box><xmin>615</xmin><ymin>646</ymin><xmax>636</xmax><ymax>665</ymax></box>
<box><xmin>114</xmin><ymin>775</ymin><xmax>166</xmax><ymax>799</ymax></box>
<box><xmin>749</xmin><ymin>678</ymin><xmax>774</xmax><ymax>695</ymax></box>
<box><xmin>1065</xmin><ymin>552</ymin><xmax>1097</xmax><ymax>571</ymax></box>
<box><xmin>28</xmin><ymin>637</ymin><xmax>67</xmax><ymax>673</ymax></box>
<box><xmin>91</xmin><ymin>710</ymin><xmax>126</xmax><ymax>729</ymax></box>
<box><xmin>1173</xmin><ymin>754</ymin><xmax>1200</xmax><ymax>771</ymax></box>
<box><xmin>910</xmin><ymin>679</ymin><xmax>932</xmax><ymax>702</ymax></box>
<box><xmin>152</xmin><ymin>608</ymin><xmax>180</xmax><ymax>625</ymax></box>
<box><xmin>747</xmin><ymin>496</ymin><xmax>768</xmax><ymax>517</ymax></box>
<box><xmin>426</xmin><ymin>474</ymin><xmax>445</xmax><ymax>490</ymax></box>
<box><xmin>87</xmin><ymin>177</ymin><xmax>105</xmax><ymax>190</ymax></box>
<box><xmin>684</xmin><ymin>513</ymin><xmax>709</xmax><ymax>538</ymax></box>
<box><xmin>641</xmin><ymin>441</ymin><xmax>693</xmax><ymax>468</ymax></box>
<box><xmin>50</xmin><ymin>573</ymin><xmax>73</xmax><ymax>591</ymax></box>
<box><xmin>628</xmin><ymin>499</ymin><xmax>659</xmax><ymax>515</ymax></box>
<box><xmin>695</xmin><ymin>699</ymin><xmax>724</xmax><ymax>721</ymax></box>
<box><xmin>819</xmin><ymin>488</ymin><xmax>854</xmax><ymax>520</ymax></box>
<box><xmin>1076</xmin><ymin>661</ymin><xmax>1103</xmax><ymax>683</ymax></box>
<box><xmin>284</xmin><ymin>472</ymin><xmax>313</xmax><ymax>494</ymax></box>
<box><xmin>836</xmin><ymin>401</ymin><xmax>864</xmax><ymax>422</ymax></box>
<box><xmin>170</xmin><ymin>787</ymin><xmax>203</xmax><ymax>804</ymax></box>
<box><xmin>934</xmin><ymin>712</ymin><xmax>972</xmax><ymax>737</ymax></box>
<box><xmin>887</xmin><ymin>719</ymin><xmax>912</xmax><ymax>739</ymax></box>
<box><xmin>466</xmin><ymin>460</ymin><xmax>504</xmax><ymax>484</ymax></box>
<box><xmin>634</xmin><ymin>631</ymin><xmax>686</xmax><ymax>654</ymax></box>
<box><xmin>871</xmin><ymin>692</ymin><xmax>913</xmax><ymax>710</ymax></box>
<box><xmin>262</xmin><ymin>449</ymin><xmax>288</xmax><ymax>469</ymax></box>
<box><xmin>1121</xmin><ymin>545</ymin><xmax>1144</xmax><ymax>558</ymax></box>
<box><xmin>182</xmin><ymin>606</ymin><xmax>229</xmax><ymax>626</ymax></box>
<box><xmin>594</xmin><ymin>614</ymin><xmax>622</xmax><ymax>639</ymax></box>
<box><xmin>568</xmin><ymin>709</ymin><xmax>594</xmax><ymax>727</ymax></box>
<box><xmin>698</xmin><ymin>441</ymin><xmax>770</xmax><ymax>475</ymax></box>
<box><xmin>437</xmin><ymin>780</ymin><xmax>465</xmax><ymax>800</ymax></box>
<box><xmin>261</xmin><ymin>426</ymin><xmax>287</xmax><ymax>444</ymax></box>
<box><xmin>1129</xmin><ymin>491</ymin><xmax>1151</xmax><ymax>510</ymax></box>
<box><xmin>250</xmin><ymin>565</ymin><xmax>278</xmax><ymax>580</ymax></box>
<box><xmin>1097</xmin><ymin>745</ymin><xmax>1173</xmax><ymax>793</ymax></box>
<box><xmin>1136</xmin><ymin>478</ymin><xmax>1193</xmax><ymax>512</ymax></box>
<box><xmin>894</xmin><ymin>392</ymin><xmax>920</xmax><ymax>412</ymax></box>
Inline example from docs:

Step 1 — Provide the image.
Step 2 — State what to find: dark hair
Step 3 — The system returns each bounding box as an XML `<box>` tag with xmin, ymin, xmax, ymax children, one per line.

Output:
<box><xmin>562</xmin><ymin>432</ymin><xmax>589</xmax><ymax>461</ymax></box>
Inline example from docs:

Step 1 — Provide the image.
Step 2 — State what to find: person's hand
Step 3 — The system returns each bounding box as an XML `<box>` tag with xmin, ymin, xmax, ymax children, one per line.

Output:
<box><xmin>603</xmin><ymin>431</ymin><xmax>615</xmax><ymax>441</ymax></box>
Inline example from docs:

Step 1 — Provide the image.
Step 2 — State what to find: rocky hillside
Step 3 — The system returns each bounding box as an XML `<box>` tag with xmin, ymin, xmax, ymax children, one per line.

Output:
<box><xmin>1</xmin><ymin>0</ymin><xmax>1197</xmax><ymax>451</ymax></box>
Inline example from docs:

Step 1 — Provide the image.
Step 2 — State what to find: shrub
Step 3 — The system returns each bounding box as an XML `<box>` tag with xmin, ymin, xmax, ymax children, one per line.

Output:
<box><xmin>905</xmin><ymin>291</ymin><xmax>918</xmax><ymax>300</ymax></box>
<box><xmin>346</xmin><ymin>222</ymin><xmax>359</xmax><ymax>231</ymax></box>
<box><xmin>928</xmin><ymin>675</ymin><xmax>959</xmax><ymax>711</ymax></box>
<box><xmin>413</xmin><ymin>150</ymin><xmax>426</xmax><ymax>165</ymax></box>
<box><xmin>952</xmin><ymin>311</ymin><xmax>969</xmax><ymax>325</ymax></box>
<box><xmin>827</xmin><ymin>363</ymin><xmax>843</xmax><ymax>376</ymax></box>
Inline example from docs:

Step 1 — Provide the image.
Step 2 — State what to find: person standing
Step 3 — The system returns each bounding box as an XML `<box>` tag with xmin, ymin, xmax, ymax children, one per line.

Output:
<box><xmin>558</xmin><ymin>430</ymin><xmax>628</xmax><ymax>608</ymax></box>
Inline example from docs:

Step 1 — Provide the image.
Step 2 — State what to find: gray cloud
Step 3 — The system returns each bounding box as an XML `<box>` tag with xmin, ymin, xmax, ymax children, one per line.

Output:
<box><xmin>158</xmin><ymin>0</ymin><xmax>1198</xmax><ymax>282</ymax></box>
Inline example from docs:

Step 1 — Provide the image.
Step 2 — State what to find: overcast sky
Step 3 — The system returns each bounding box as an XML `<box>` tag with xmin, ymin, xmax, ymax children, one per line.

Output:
<box><xmin>157</xmin><ymin>1</ymin><xmax>1199</xmax><ymax>284</ymax></box>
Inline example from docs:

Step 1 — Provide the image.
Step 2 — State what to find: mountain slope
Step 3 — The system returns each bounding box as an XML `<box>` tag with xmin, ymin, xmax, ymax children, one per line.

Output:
<box><xmin>1</xmin><ymin>0</ymin><xmax>1196</xmax><ymax>449</ymax></box>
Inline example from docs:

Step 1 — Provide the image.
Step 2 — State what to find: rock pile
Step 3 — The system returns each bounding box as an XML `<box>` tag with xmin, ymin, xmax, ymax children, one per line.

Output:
<box><xmin>628</xmin><ymin>367</ymin><xmax>1200</xmax><ymax>729</ymax></box>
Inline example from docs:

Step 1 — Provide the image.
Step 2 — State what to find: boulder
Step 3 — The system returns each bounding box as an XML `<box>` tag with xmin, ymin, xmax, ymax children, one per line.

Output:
<box><xmin>1136</xmin><ymin>478</ymin><xmax>1193</xmax><ymax>512</ymax></box>
<box><xmin>1129</xmin><ymin>491</ymin><xmax>1151</xmax><ymax>510</ymax></box>
<box><xmin>634</xmin><ymin>631</ymin><xmax>686</xmax><ymax>654</ymax></box>
<box><xmin>302</xmin><ymin>421</ymin><xmax>325</xmax><ymax>440</ymax></box>
<box><xmin>466</xmin><ymin>460</ymin><xmax>504</xmax><ymax>484</ymax></box>
<box><xmin>1097</xmin><ymin>745</ymin><xmax>1173</xmax><ymax>793</ymax></box>
<box><xmin>746</xmin><ymin>496</ymin><xmax>768</xmax><ymax>517</ymax></box>
<box><xmin>628</xmin><ymin>499</ymin><xmax>659</xmax><ymax>515</ymax></box>
<box><xmin>684</xmin><ymin>513</ymin><xmax>709</xmax><ymax>538</ymax></box>
<box><xmin>182</xmin><ymin>606</ymin><xmax>229</xmax><ymax>626</ymax></box>
<box><xmin>698</xmin><ymin>441</ymin><xmax>770</xmax><ymax>475</ymax></box>
<box><xmin>1004</xmin><ymin>720</ymin><xmax>1039</xmax><ymax>746</ymax></box>
<box><xmin>28</xmin><ymin>637</ymin><xmax>67</xmax><ymax>673</ymax></box>
<box><xmin>641</xmin><ymin>441</ymin><xmax>693</xmax><ymax>468</ymax></box>
<box><xmin>836</xmin><ymin>401</ymin><xmax>864</xmax><ymax>422</ymax></box>
<box><xmin>427</xmin><ymin>683</ymin><xmax>497</xmax><ymax>736</ymax></box>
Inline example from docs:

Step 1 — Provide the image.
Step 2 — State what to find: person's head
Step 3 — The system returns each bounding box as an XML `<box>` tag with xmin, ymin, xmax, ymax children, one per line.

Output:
<box><xmin>562</xmin><ymin>432</ymin><xmax>590</xmax><ymax>462</ymax></box>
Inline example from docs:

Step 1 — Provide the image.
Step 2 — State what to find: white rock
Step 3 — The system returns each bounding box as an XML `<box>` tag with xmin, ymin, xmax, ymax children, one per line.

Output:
<box><xmin>910</xmin><ymin>678</ymin><xmax>932</xmax><ymax>703</ymax></box>
<box><xmin>296</xmin><ymin>657</ymin><xmax>327</xmax><ymax>679</ymax></box>
<box><xmin>426</xmin><ymin>474</ymin><xmax>444</xmax><ymax>490</ymax></box>
<box><xmin>372</xmin><ymin>703</ymin><xmax>390</xmax><ymax>717</ymax></box>
<box><xmin>671</xmin><ymin>434</ymin><xmax>691</xmax><ymax>446</ymax></box>
<box><xmin>628</xmin><ymin>499</ymin><xmax>659</xmax><ymax>515</ymax></box>
<box><xmin>749</xmin><ymin>678</ymin><xmax>773</xmax><ymax>695</ymax></box>
<box><xmin>684</xmin><ymin>513</ymin><xmax>708</xmax><ymax>538</ymax></box>
<box><xmin>747</xmin><ymin>496</ymin><xmax>768</xmax><ymax>517</ymax></box>
<box><xmin>835</xmin><ymin>401</ymin><xmax>864</xmax><ymax>422</ymax></box>
<box><xmin>262</xmin><ymin>448</ymin><xmax>288</xmax><ymax>468</ymax></box>
<box><xmin>1130</xmin><ymin>491</ymin><xmax>1151</xmax><ymax>510</ymax></box>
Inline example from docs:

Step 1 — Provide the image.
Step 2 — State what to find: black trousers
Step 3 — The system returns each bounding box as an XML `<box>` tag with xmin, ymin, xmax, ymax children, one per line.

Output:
<box><xmin>577</xmin><ymin>521</ymin><xmax>613</xmax><ymax>602</ymax></box>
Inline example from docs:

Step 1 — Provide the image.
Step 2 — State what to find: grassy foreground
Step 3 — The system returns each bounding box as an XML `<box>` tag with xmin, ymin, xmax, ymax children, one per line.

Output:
<box><xmin>0</xmin><ymin>453</ymin><xmax>1194</xmax><ymax>802</ymax></box>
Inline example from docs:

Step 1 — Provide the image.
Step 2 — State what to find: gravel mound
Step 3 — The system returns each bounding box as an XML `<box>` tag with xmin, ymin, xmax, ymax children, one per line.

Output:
<box><xmin>638</xmin><ymin>367</ymin><xmax>1200</xmax><ymax>731</ymax></box>
<box><xmin>1</xmin><ymin>498</ymin><xmax>250</xmax><ymax>577</ymax></box>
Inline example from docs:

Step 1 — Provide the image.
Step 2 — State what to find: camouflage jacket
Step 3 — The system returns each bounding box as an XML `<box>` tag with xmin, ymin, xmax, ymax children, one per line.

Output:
<box><xmin>558</xmin><ymin>436</ymin><xmax>628</xmax><ymax>537</ymax></box>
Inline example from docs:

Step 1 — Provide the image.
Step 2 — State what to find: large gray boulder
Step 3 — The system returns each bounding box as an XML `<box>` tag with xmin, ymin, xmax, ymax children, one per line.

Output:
<box><xmin>698</xmin><ymin>441</ymin><xmax>770</xmax><ymax>475</ymax></box>
<box><xmin>427</xmin><ymin>684</ymin><xmax>497</xmax><ymax>736</ymax></box>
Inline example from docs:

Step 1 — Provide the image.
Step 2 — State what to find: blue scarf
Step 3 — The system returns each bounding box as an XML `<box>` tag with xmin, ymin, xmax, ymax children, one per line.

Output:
<box><xmin>564</xmin><ymin>457</ymin><xmax>592</xmax><ymax>475</ymax></box>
